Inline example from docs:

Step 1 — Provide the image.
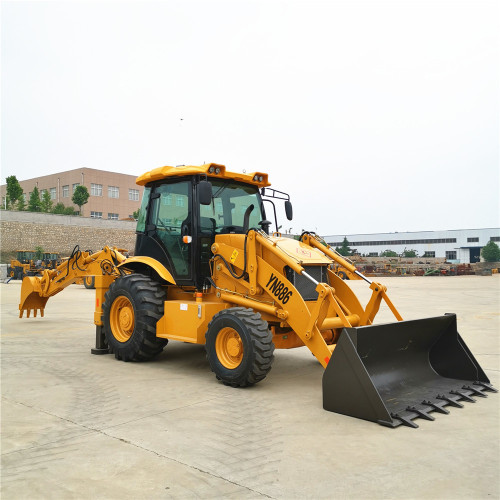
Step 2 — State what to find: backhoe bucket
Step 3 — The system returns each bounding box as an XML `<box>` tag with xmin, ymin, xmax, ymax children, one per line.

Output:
<box><xmin>19</xmin><ymin>276</ymin><xmax>48</xmax><ymax>318</ymax></box>
<box><xmin>323</xmin><ymin>314</ymin><xmax>496</xmax><ymax>428</ymax></box>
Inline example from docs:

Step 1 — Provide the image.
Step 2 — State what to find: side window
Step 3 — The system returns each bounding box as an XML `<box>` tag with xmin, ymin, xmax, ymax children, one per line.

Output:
<box><xmin>136</xmin><ymin>187</ymin><xmax>151</xmax><ymax>233</ymax></box>
<box><xmin>151</xmin><ymin>181</ymin><xmax>191</xmax><ymax>277</ymax></box>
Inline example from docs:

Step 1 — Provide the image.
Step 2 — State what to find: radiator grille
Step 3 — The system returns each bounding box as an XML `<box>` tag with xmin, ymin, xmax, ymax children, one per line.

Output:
<box><xmin>285</xmin><ymin>265</ymin><xmax>328</xmax><ymax>301</ymax></box>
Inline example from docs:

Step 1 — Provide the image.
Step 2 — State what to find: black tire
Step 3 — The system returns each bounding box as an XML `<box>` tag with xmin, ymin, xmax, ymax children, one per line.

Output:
<box><xmin>15</xmin><ymin>268</ymin><xmax>24</xmax><ymax>280</ymax></box>
<box><xmin>337</xmin><ymin>271</ymin><xmax>348</xmax><ymax>280</ymax></box>
<box><xmin>205</xmin><ymin>307</ymin><xmax>275</xmax><ymax>387</ymax></box>
<box><xmin>103</xmin><ymin>274</ymin><xmax>168</xmax><ymax>361</ymax></box>
<box><xmin>84</xmin><ymin>276</ymin><xmax>95</xmax><ymax>289</ymax></box>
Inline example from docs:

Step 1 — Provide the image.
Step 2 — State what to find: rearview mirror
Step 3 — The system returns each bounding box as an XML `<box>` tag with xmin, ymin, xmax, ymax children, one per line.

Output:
<box><xmin>199</xmin><ymin>180</ymin><xmax>213</xmax><ymax>205</ymax></box>
<box><xmin>285</xmin><ymin>200</ymin><xmax>293</xmax><ymax>220</ymax></box>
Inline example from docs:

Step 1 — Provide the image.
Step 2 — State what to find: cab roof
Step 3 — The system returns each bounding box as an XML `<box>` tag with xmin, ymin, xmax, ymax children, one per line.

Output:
<box><xmin>135</xmin><ymin>163</ymin><xmax>271</xmax><ymax>188</ymax></box>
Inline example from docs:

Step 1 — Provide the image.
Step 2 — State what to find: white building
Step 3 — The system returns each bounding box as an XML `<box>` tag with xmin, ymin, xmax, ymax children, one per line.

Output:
<box><xmin>325</xmin><ymin>228</ymin><xmax>500</xmax><ymax>263</ymax></box>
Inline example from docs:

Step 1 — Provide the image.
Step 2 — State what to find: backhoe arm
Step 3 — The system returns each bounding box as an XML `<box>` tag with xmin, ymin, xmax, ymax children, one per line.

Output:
<box><xmin>19</xmin><ymin>246</ymin><xmax>127</xmax><ymax>318</ymax></box>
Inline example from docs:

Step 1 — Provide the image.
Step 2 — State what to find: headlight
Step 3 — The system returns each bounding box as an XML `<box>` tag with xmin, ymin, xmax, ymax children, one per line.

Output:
<box><xmin>215</xmin><ymin>167</ymin><xmax>220</xmax><ymax>174</ymax></box>
<box><xmin>258</xmin><ymin>175</ymin><xmax>263</xmax><ymax>182</ymax></box>
<box><xmin>208</xmin><ymin>166</ymin><xmax>215</xmax><ymax>173</ymax></box>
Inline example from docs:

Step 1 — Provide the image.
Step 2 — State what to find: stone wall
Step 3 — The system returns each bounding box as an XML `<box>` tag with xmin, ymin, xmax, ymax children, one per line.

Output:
<box><xmin>0</xmin><ymin>211</ymin><xmax>137</xmax><ymax>262</ymax></box>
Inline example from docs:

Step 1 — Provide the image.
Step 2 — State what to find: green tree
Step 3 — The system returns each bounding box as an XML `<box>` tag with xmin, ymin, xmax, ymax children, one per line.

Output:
<box><xmin>336</xmin><ymin>237</ymin><xmax>352</xmax><ymax>256</ymax></box>
<box><xmin>52</xmin><ymin>202</ymin><xmax>66</xmax><ymax>214</ymax></box>
<box><xmin>35</xmin><ymin>246</ymin><xmax>44</xmax><ymax>260</ymax></box>
<box><xmin>380</xmin><ymin>250</ymin><xmax>398</xmax><ymax>257</ymax></box>
<box><xmin>27</xmin><ymin>186</ymin><xmax>42</xmax><ymax>212</ymax></box>
<box><xmin>402</xmin><ymin>248</ymin><xmax>417</xmax><ymax>258</ymax></box>
<box><xmin>72</xmin><ymin>185</ymin><xmax>89</xmax><ymax>215</ymax></box>
<box><xmin>16</xmin><ymin>194</ymin><xmax>26</xmax><ymax>211</ymax></box>
<box><xmin>481</xmin><ymin>241</ymin><xmax>500</xmax><ymax>262</ymax></box>
<box><xmin>63</xmin><ymin>206</ymin><xmax>76</xmax><ymax>215</ymax></box>
<box><xmin>132</xmin><ymin>209</ymin><xmax>139</xmax><ymax>219</ymax></box>
<box><xmin>40</xmin><ymin>190</ymin><xmax>53</xmax><ymax>212</ymax></box>
<box><xmin>6</xmin><ymin>175</ymin><xmax>23</xmax><ymax>209</ymax></box>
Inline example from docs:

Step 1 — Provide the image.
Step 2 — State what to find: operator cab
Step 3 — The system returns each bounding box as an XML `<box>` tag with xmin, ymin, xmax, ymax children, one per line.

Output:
<box><xmin>135</xmin><ymin>176</ymin><xmax>267</xmax><ymax>289</ymax></box>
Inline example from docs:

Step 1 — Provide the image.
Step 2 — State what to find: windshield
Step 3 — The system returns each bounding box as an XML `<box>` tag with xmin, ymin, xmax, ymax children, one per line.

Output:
<box><xmin>200</xmin><ymin>179</ymin><xmax>264</xmax><ymax>233</ymax></box>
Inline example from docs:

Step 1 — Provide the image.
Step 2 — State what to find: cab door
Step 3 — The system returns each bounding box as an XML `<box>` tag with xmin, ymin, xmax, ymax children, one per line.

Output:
<box><xmin>141</xmin><ymin>179</ymin><xmax>194</xmax><ymax>284</ymax></box>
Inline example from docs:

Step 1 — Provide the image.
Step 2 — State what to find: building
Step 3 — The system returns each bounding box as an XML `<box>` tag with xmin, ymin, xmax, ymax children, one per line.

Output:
<box><xmin>325</xmin><ymin>228</ymin><xmax>500</xmax><ymax>263</ymax></box>
<box><xmin>1</xmin><ymin>168</ymin><xmax>143</xmax><ymax>219</ymax></box>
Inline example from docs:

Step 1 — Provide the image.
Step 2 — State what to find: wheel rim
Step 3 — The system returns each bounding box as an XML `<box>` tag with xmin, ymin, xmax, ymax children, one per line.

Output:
<box><xmin>216</xmin><ymin>327</ymin><xmax>244</xmax><ymax>369</ymax></box>
<box><xmin>85</xmin><ymin>277</ymin><xmax>91</xmax><ymax>286</ymax></box>
<box><xmin>109</xmin><ymin>296</ymin><xmax>135</xmax><ymax>342</ymax></box>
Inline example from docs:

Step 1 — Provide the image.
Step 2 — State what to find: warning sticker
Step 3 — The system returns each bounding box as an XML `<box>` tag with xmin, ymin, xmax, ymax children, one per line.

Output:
<box><xmin>230</xmin><ymin>249</ymin><xmax>239</xmax><ymax>263</ymax></box>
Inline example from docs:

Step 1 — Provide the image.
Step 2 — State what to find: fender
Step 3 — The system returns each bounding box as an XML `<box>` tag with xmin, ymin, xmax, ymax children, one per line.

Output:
<box><xmin>118</xmin><ymin>256</ymin><xmax>176</xmax><ymax>285</ymax></box>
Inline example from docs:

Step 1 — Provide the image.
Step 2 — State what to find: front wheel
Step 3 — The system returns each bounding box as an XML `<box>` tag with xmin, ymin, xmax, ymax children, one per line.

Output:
<box><xmin>205</xmin><ymin>307</ymin><xmax>275</xmax><ymax>387</ymax></box>
<box><xmin>103</xmin><ymin>274</ymin><xmax>168</xmax><ymax>361</ymax></box>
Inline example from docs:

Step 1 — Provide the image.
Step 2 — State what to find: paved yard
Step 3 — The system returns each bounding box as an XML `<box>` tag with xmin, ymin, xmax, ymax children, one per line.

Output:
<box><xmin>1</xmin><ymin>276</ymin><xmax>499</xmax><ymax>499</ymax></box>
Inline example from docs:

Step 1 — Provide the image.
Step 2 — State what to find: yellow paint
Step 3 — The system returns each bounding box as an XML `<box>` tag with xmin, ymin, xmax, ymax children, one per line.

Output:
<box><xmin>156</xmin><ymin>300</ymin><xmax>228</xmax><ymax>343</ymax></box>
<box><xmin>215</xmin><ymin>327</ymin><xmax>243</xmax><ymax>368</ymax></box>
<box><xmin>230</xmin><ymin>249</ymin><xmax>239</xmax><ymax>264</ymax></box>
<box><xmin>136</xmin><ymin>163</ymin><xmax>270</xmax><ymax>188</ymax></box>
<box><xmin>118</xmin><ymin>256</ymin><xmax>176</xmax><ymax>285</ymax></box>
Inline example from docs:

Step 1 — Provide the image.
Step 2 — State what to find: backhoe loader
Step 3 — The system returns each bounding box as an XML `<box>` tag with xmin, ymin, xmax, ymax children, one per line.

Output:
<box><xmin>19</xmin><ymin>163</ymin><xmax>496</xmax><ymax>428</ymax></box>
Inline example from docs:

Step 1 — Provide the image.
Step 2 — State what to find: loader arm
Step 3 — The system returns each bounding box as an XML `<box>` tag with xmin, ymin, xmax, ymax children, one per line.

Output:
<box><xmin>19</xmin><ymin>246</ymin><xmax>127</xmax><ymax>319</ymax></box>
<box><xmin>211</xmin><ymin>230</ymin><xmax>403</xmax><ymax>368</ymax></box>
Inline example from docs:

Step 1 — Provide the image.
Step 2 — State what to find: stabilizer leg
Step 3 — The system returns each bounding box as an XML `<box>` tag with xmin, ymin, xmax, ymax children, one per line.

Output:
<box><xmin>91</xmin><ymin>325</ymin><xmax>109</xmax><ymax>355</ymax></box>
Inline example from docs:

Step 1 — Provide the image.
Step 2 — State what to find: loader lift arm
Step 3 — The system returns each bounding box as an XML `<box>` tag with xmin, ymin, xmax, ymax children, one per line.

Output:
<box><xmin>19</xmin><ymin>246</ymin><xmax>128</xmax><ymax>319</ymax></box>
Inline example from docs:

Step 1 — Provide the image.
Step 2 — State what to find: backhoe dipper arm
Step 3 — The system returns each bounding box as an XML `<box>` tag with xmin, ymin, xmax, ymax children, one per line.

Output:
<box><xmin>19</xmin><ymin>246</ymin><xmax>127</xmax><ymax>318</ymax></box>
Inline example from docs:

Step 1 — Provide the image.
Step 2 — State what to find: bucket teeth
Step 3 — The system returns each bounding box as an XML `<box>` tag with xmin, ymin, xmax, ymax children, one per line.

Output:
<box><xmin>436</xmin><ymin>395</ymin><xmax>464</xmax><ymax>408</ymax></box>
<box><xmin>474</xmin><ymin>381</ymin><xmax>498</xmax><ymax>393</ymax></box>
<box><xmin>463</xmin><ymin>385</ymin><xmax>488</xmax><ymax>398</ymax></box>
<box><xmin>421</xmin><ymin>400</ymin><xmax>450</xmax><ymax>414</ymax></box>
<box><xmin>391</xmin><ymin>412</ymin><xmax>419</xmax><ymax>429</ymax></box>
<box><xmin>450</xmin><ymin>390</ymin><xmax>476</xmax><ymax>403</ymax></box>
<box><xmin>406</xmin><ymin>406</ymin><xmax>435</xmax><ymax>421</ymax></box>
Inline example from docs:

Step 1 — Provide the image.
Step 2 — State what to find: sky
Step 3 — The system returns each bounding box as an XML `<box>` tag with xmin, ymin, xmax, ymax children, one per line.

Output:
<box><xmin>1</xmin><ymin>0</ymin><xmax>498</xmax><ymax>236</ymax></box>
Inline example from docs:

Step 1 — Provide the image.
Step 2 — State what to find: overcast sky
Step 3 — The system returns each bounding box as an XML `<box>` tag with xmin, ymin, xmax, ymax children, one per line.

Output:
<box><xmin>1</xmin><ymin>0</ymin><xmax>498</xmax><ymax>235</ymax></box>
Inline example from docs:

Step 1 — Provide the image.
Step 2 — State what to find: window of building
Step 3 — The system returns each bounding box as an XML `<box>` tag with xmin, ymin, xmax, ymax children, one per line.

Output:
<box><xmin>162</xmin><ymin>194</ymin><xmax>172</xmax><ymax>206</ymax></box>
<box><xmin>129</xmin><ymin>188</ymin><xmax>139</xmax><ymax>201</ymax></box>
<box><xmin>175</xmin><ymin>196</ymin><xmax>185</xmax><ymax>207</ymax></box>
<box><xmin>62</xmin><ymin>185</ymin><xmax>69</xmax><ymax>197</ymax></box>
<box><xmin>368</xmin><ymin>252</ymin><xmax>378</xmax><ymax>257</ymax></box>
<box><xmin>423</xmin><ymin>251</ymin><xmax>435</xmax><ymax>258</ymax></box>
<box><xmin>50</xmin><ymin>187</ymin><xmax>56</xmax><ymax>200</ymax></box>
<box><xmin>446</xmin><ymin>251</ymin><xmax>457</xmax><ymax>260</ymax></box>
<box><xmin>108</xmin><ymin>186</ymin><xmax>119</xmax><ymax>198</ymax></box>
<box><xmin>490</xmin><ymin>236</ymin><xmax>500</xmax><ymax>242</ymax></box>
<box><xmin>40</xmin><ymin>189</ymin><xmax>47</xmax><ymax>197</ymax></box>
<box><xmin>72</xmin><ymin>183</ymin><xmax>80</xmax><ymax>193</ymax></box>
<box><xmin>91</xmin><ymin>211</ymin><xmax>103</xmax><ymax>218</ymax></box>
<box><xmin>91</xmin><ymin>183</ymin><xmax>103</xmax><ymax>196</ymax></box>
<box><xmin>74</xmin><ymin>211</ymin><xmax>80</xmax><ymax>216</ymax></box>
<box><xmin>467</xmin><ymin>237</ymin><xmax>479</xmax><ymax>242</ymax></box>
<box><xmin>107</xmin><ymin>213</ymin><xmax>119</xmax><ymax>220</ymax></box>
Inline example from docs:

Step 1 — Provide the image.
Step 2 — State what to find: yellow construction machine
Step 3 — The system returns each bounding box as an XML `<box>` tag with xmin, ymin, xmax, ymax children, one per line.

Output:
<box><xmin>18</xmin><ymin>163</ymin><xmax>496</xmax><ymax>428</ymax></box>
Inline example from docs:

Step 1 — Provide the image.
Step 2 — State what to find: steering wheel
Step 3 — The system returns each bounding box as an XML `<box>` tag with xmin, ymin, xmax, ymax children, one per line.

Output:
<box><xmin>258</xmin><ymin>220</ymin><xmax>272</xmax><ymax>233</ymax></box>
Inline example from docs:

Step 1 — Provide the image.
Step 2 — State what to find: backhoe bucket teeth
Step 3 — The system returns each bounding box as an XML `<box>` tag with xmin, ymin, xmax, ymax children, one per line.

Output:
<box><xmin>322</xmin><ymin>314</ymin><xmax>495</xmax><ymax>428</ymax></box>
<box><xmin>19</xmin><ymin>277</ymin><xmax>48</xmax><ymax>318</ymax></box>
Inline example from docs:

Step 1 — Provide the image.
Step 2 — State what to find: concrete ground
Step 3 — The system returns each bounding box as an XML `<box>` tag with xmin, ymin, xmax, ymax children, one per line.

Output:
<box><xmin>1</xmin><ymin>276</ymin><xmax>499</xmax><ymax>499</ymax></box>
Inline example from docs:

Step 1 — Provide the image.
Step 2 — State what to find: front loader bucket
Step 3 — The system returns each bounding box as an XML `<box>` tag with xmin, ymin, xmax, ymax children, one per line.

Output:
<box><xmin>19</xmin><ymin>277</ymin><xmax>48</xmax><ymax>318</ymax></box>
<box><xmin>323</xmin><ymin>314</ymin><xmax>496</xmax><ymax>428</ymax></box>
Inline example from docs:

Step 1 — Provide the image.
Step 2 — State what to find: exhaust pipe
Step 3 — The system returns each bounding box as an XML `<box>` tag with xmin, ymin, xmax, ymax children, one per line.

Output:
<box><xmin>323</xmin><ymin>314</ymin><xmax>496</xmax><ymax>428</ymax></box>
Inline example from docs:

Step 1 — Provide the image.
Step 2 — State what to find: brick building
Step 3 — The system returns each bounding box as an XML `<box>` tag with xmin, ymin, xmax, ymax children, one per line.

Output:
<box><xmin>0</xmin><ymin>168</ymin><xmax>143</xmax><ymax>219</ymax></box>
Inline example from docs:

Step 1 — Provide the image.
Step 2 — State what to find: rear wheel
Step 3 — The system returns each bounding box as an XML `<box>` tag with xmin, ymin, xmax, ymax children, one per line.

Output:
<box><xmin>205</xmin><ymin>307</ymin><xmax>275</xmax><ymax>387</ymax></box>
<box><xmin>103</xmin><ymin>274</ymin><xmax>168</xmax><ymax>361</ymax></box>
<box><xmin>84</xmin><ymin>276</ymin><xmax>95</xmax><ymax>289</ymax></box>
